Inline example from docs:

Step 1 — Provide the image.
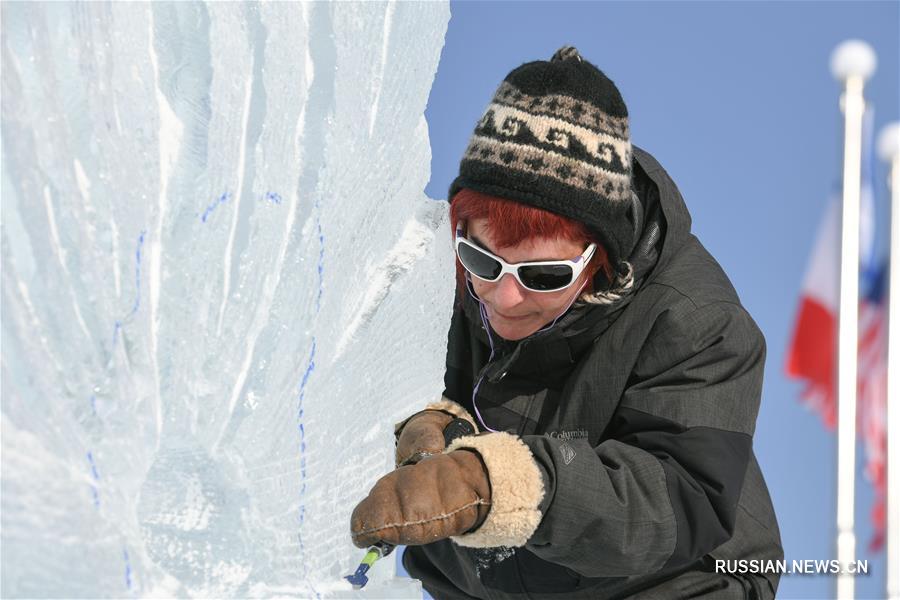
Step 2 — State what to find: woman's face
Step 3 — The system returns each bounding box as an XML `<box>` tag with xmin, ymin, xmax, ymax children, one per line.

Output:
<box><xmin>465</xmin><ymin>218</ymin><xmax>590</xmax><ymax>341</ymax></box>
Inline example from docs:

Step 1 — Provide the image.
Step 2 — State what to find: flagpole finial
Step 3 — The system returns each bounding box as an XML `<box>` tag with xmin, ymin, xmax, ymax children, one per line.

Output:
<box><xmin>878</xmin><ymin>123</ymin><xmax>900</xmax><ymax>163</ymax></box>
<box><xmin>830</xmin><ymin>40</ymin><xmax>877</xmax><ymax>82</ymax></box>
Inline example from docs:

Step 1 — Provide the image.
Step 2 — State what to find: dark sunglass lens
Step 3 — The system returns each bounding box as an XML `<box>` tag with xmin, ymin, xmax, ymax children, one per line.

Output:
<box><xmin>518</xmin><ymin>264</ymin><xmax>573</xmax><ymax>291</ymax></box>
<box><xmin>458</xmin><ymin>243</ymin><xmax>502</xmax><ymax>280</ymax></box>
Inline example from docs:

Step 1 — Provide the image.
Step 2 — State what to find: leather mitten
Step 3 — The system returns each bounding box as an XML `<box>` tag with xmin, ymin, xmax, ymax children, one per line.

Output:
<box><xmin>350</xmin><ymin>450</ymin><xmax>491</xmax><ymax>547</ymax></box>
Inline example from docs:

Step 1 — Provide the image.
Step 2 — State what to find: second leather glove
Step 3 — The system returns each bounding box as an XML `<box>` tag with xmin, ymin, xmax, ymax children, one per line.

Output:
<box><xmin>394</xmin><ymin>410</ymin><xmax>455</xmax><ymax>467</ymax></box>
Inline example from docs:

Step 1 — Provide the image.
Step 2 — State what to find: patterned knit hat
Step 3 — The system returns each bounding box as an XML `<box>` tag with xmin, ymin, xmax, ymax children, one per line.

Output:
<box><xmin>449</xmin><ymin>46</ymin><xmax>635</xmax><ymax>273</ymax></box>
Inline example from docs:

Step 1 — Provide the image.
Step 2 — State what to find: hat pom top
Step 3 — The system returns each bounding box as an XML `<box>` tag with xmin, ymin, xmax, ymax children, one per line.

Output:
<box><xmin>551</xmin><ymin>46</ymin><xmax>583</xmax><ymax>63</ymax></box>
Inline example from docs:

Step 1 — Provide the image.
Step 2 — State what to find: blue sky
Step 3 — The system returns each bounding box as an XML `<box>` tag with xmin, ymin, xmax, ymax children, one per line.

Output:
<box><xmin>420</xmin><ymin>2</ymin><xmax>899</xmax><ymax>598</ymax></box>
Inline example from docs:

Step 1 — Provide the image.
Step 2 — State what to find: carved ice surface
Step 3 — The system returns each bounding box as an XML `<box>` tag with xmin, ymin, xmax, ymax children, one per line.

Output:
<box><xmin>1</xmin><ymin>2</ymin><xmax>451</xmax><ymax>597</ymax></box>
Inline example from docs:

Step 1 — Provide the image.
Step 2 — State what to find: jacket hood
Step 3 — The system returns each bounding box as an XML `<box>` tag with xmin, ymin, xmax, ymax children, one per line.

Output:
<box><xmin>460</xmin><ymin>146</ymin><xmax>695</xmax><ymax>381</ymax></box>
<box><xmin>627</xmin><ymin>145</ymin><xmax>692</xmax><ymax>285</ymax></box>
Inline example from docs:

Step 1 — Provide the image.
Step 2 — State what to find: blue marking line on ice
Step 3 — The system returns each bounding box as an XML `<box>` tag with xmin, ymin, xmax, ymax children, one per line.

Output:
<box><xmin>123</xmin><ymin>548</ymin><xmax>133</xmax><ymax>590</ymax></box>
<box><xmin>87</xmin><ymin>452</ymin><xmax>100</xmax><ymax>480</ymax></box>
<box><xmin>316</xmin><ymin>222</ymin><xmax>324</xmax><ymax>312</ymax></box>
<box><xmin>289</xmin><ymin>203</ymin><xmax>325</xmax><ymax>600</ymax></box>
<box><xmin>265</xmin><ymin>191</ymin><xmax>282</xmax><ymax>204</ymax></box>
<box><xmin>111</xmin><ymin>230</ymin><xmax>147</xmax><ymax>348</ymax></box>
<box><xmin>90</xmin><ymin>393</ymin><xmax>98</xmax><ymax>417</ymax></box>
<box><xmin>86</xmin><ymin>451</ymin><xmax>101</xmax><ymax>508</ymax></box>
<box><xmin>298</xmin><ymin>340</ymin><xmax>315</xmax><ymax>520</ymax></box>
<box><xmin>200</xmin><ymin>192</ymin><xmax>230</xmax><ymax>223</ymax></box>
<box><xmin>297</xmin><ymin>338</ymin><xmax>319</xmax><ymax>598</ymax></box>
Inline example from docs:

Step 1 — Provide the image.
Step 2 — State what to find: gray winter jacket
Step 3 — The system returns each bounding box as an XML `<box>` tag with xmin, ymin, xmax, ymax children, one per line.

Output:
<box><xmin>402</xmin><ymin>147</ymin><xmax>783</xmax><ymax>599</ymax></box>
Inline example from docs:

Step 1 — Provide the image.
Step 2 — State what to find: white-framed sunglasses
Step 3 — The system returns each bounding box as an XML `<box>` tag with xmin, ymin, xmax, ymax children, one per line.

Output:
<box><xmin>455</xmin><ymin>228</ymin><xmax>596</xmax><ymax>293</ymax></box>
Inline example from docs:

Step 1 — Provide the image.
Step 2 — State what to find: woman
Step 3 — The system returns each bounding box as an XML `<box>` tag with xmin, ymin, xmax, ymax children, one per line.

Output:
<box><xmin>350</xmin><ymin>46</ymin><xmax>783</xmax><ymax>599</ymax></box>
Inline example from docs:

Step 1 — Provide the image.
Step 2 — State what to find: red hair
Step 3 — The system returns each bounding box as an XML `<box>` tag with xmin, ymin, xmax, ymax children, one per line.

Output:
<box><xmin>449</xmin><ymin>188</ymin><xmax>612</xmax><ymax>305</ymax></box>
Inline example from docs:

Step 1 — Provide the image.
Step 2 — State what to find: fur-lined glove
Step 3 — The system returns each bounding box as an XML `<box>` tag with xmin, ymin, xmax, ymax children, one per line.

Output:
<box><xmin>352</xmin><ymin>432</ymin><xmax>547</xmax><ymax>549</ymax></box>
<box><xmin>350</xmin><ymin>450</ymin><xmax>491</xmax><ymax>547</ymax></box>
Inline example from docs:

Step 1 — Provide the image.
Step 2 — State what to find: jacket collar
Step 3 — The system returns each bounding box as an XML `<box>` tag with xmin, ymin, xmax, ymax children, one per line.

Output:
<box><xmin>462</xmin><ymin>285</ymin><xmax>618</xmax><ymax>383</ymax></box>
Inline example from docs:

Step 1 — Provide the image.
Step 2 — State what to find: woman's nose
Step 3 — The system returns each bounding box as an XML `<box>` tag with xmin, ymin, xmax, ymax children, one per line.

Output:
<box><xmin>492</xmin><ymin>273</ymin><xmax>527</xmax><ymax>306</ymax></box>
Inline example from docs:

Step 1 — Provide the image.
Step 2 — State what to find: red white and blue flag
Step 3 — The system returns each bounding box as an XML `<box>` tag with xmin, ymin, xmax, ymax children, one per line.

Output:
<box><xmin>785</xmin><ymin>109</ymin><xmax>888</xmax><ymax>549</ymax></box>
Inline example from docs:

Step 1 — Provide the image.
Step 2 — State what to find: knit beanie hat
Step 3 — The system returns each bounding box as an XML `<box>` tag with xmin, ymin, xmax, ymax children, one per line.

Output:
<box><xmin>449</xmin><ymin>46</ymin><xmax>635</xmax><ymax>274</ymax></box>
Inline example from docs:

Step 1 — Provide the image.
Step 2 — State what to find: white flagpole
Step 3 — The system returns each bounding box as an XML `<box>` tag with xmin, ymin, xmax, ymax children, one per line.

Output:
<box><xmin>878</xmin><ymin>121</ymin><xmax>900</xmax><ymax>600</ymax></box>
<box><xmin>830</xmin><ymin>40</ymin><xmax>876</xmax><ymax>600</ymax></box>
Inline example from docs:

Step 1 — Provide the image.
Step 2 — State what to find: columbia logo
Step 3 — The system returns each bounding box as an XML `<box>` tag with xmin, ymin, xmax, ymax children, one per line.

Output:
<box><xmin>559</xmin><ymin>443</ymin><xmax>576</xmax><ymax>465</ymax></box>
